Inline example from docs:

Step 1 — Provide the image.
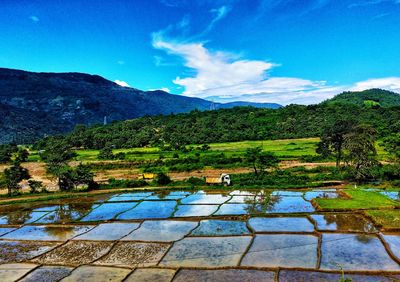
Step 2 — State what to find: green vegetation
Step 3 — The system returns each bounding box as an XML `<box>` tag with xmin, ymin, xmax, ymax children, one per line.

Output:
<box><xmin>1</xmin><ymin>90</ymin><xmax>399</xmax><ymax>196</ymax></box>
<box><xmin>35</xmin><ymin>91</ymin><xmax>400</xmax><ymax>150</ymax></box>
<box><xmin>245</xmin><ymin>147</ymin><xmax>279</xmax><ymax>175</ymax></box>
<box><xmin>383</xmin><ymin>133</ymin><xmax>400</xmax><ymax>162</ymax></box>
<box><xmin>363</xmin><ymin>100</ymin><xmax>380</xmax><ymax>108</ymax></box>
<box><xmin>366</xmin><ymin>210</ymin><xmax>400</xmax><ymax>230</ymax></box>
<box><xmin>3</xmin><ymin>162</ymin><xmax>30</xmax><ymax>196</ymax></box>
<box><xmin>342</xmin><ymin>124</ymin><xmax>378</xmax><ymax>182</ymax></box>
<box><xmin>325</xmin><ymin>89</ymin><xmax>400</xmax><ymax>108</ymax></box>
<box><xmin>315</xmin><ymin>189</ymin><xmax>400</xmax><ymax>210</ymax></box>
<box><xmin>316</xmin><ymin>120</ymin><xmax>355</xmax><ymax>168</ymax></box>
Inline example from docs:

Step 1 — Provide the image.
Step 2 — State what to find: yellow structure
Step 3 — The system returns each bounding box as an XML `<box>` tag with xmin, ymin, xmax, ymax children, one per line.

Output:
<box><xmin>138</xmin><ymin>173</ymin><xmax>155</xmax><ymax>180</ymax></box>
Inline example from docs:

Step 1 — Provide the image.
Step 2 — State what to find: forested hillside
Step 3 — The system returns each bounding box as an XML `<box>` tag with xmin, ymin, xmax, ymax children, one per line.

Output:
<box><xmin>325</xmin><ymin>89</ymin><xmax>400</xmax><ymax>107</ymax></box>
<box><xmin>37</xmin><ymin>98</ymin><xmax>400</xmax><ymax>149</ymax></box>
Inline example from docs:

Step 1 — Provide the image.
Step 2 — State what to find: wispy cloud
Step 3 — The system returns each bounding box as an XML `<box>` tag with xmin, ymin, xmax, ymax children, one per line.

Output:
<box><xmin>151</xmin><ymin>3</ymin><xmax>400</xmax><ymax>105</ymax></box>
<box><xmin>351</xmin><ymin>77</ymin><xmax>400</xmax><ymax>92</ymax></box>
<box><xmin>153</xmin><ymin>33</ymin><xmax>400</xmax><ymax>104</ymax></box>
<box><xmin>254</xmin><ymin>0</ymin><xmax>331</xmax><ymax>21</ymax></box>
<box><xmin>114</xmin><ymin>80</ymin><xmax>130</xmax><ymax>87</ymax></box>
<box><xmin>159</xmin><ymin>0</ymin><xmax>187</xmax><ymax>7</ymax></box>
<box><xmin>202</xmin><ymin>6</ymin><xmax>231</xmax><ymax>34</ymax></box>
<box><xmin>117</xmin><ymin>60</ymin><xmax>125</xmax><ymax>65</ymax></box>
<box><xmin>152</xmin><ymin>34</ymin><xmax>339</xmax><ymax>104</ymax></box>
<box><xmin>349</xmin><ymin>0</ymin><xmax>400</xmax><ymax>8</ymax></box>
<box><xmin>29</xmin><ymin>15</ymin><xmax>39</xmax><ymax>22</ymax></box>
<box><xmin>148</xmin><ymin>87</ymin><xmax>171</xmax><ymax>93</ymax></box>
<box><xmin>372</xmin><ymin>12</ymin><xmax>391</xmax><ymax>19</ymax></box>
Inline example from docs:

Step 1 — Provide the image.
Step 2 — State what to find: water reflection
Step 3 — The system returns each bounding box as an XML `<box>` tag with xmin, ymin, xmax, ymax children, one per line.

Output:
<box><xmin>0</xmin><ymin>197</ymin><xmax>101</xmax><ymax>225</ymax></box>
<box><xmin>244</xmin><ymin>191</ymin><xmax>281</xmax><ymax>214</ymax></box>
<box><xmin>311</xmin><ymin>214</ymin><xmax>377</xmax><ymax>233</ymax></box>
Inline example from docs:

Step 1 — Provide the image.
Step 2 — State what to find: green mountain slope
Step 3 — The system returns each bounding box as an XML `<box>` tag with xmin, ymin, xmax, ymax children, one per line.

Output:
<box><xmin>38</xmin><ymin>102</ymin><xmax>400</xmax><ymax>149</ymax></box>
<box><xmin>325</xmin><ymin>89</ymin><xmax>400</xmax><ymax>107</ymax></box>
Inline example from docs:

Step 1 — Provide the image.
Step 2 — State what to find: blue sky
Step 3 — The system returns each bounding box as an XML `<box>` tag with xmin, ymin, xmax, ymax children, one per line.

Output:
<box><xmin>1</xmin><ymin>0</ymin><xmax>400</xmax><ymax>104</ymax></box>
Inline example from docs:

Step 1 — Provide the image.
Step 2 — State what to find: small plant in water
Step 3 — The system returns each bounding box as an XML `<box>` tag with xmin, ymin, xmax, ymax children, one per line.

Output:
<box><xmin>337</xmin><ymin>263</ymin><xmax>352</xmax><ymax>282</ymax></box>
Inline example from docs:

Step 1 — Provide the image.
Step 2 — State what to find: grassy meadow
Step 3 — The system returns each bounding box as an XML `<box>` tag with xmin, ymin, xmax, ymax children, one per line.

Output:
<box><xmin>27</xmin><ymin>137</ymin><xmax>389</xmax><ymax>163</ymax></box>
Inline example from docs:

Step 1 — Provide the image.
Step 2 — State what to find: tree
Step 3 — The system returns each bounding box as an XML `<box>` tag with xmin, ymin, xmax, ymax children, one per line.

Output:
<box><xmin>316</xmin><ymin>120</ymin><xmax>356</xmax><ymax>168</ymax></box>
<box><xmin>15</xmin><ymin>148</ymin><xmax>29</xmax><ymax>163</ymax></box>
<box><xmin>343</xmin><ymin>124</ymin><xmax>378</xmax><ymax>182</ymax></box>
<box><xmin>245</xmin><ymin>147</ymin><xmax>263</xmax><ymax>175</ymax></box>
<box><xmin>0</xmin><ymin>144</ymin><xmax>18</xmax><ymax>163</ymax></box>
<box><xmin>40</xmin><ymin>139</ymin><xmax>76</xmax><ymax>191</ymax></box>
<box><xmin>28</xmin><ymin>180</ymin><xmax>44</xmax><ymax>193</ymax></box>
<box><xmin>4</xmin><ymin>161</ymin><xmax>30</xmax><ymax>195</ymax></box>
<box><xmin>245</xmin><ymin>147</ymin><xmax>279</xmax><ymax>175</ymax></box>
<box><xmin>155</xmin><ymin>172</ymin><xmax>171</xmax><ymax>185</ymax></box>
<box><xmin>257</xmin><ymin>152</ymin><xmax>280</xmax><ymax>173</ymax></box>
<box><xmin>72</xmin><ymin>164</ymin><xmax>95</xmax><ymax>189</ymax></box>
<box><xmin>98</xmin><ymin>146</ymin><xmax>114</xmax><ymax>160</ymax></box>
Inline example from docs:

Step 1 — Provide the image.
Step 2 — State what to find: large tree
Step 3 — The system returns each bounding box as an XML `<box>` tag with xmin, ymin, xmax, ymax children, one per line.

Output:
<box><xmin>40</xmin><ymin>139</ymin><xmax>76</xmax><ymax>191</ymax></box>
<box><xmin>343</xmin><ymin>124</ymin><xmax>378</xmax><ymax>182</ymax></box>
<box><xmin>316</xmin><ymin>120</ymin><xmax>356</xmax><ymax>168</ymax></box>
<box><xmin>4</xmin><ymin>161</ymin><xmax>30</xmax><ymax>196</ymax></box>
<box><xmin>0</xmin><ymin>144</ymin><xmax>18</xmax><ymax>164</ymax></box>
<box><xmin>245</xmin><ymin>147</ymin><xmax>279</xmax><ymax>176</ymax></box>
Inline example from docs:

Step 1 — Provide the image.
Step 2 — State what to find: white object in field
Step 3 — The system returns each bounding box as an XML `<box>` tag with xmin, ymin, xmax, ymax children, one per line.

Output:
<box><xmin>205</xmin><ymin>173</ymin><xmax>231</xmax><ymax>186</ymax></box>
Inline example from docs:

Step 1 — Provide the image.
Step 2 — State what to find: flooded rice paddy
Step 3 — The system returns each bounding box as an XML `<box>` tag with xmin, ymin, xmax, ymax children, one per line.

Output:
<box><xmin>0</xmin><ymin>188</ymin><xmax>400</xmax><ymax>281</ymax></box>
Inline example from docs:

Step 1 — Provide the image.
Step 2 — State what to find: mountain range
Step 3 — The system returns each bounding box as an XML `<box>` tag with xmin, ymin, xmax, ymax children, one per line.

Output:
<box><xmin>1</xmin><ymin>68</ymin><xmax>400</xmax><ymax>144</ymax></box>
<box><xmin>0</xmin><ymin>68</ymin><xmax>280</xmax><ymax>143</ymax></box>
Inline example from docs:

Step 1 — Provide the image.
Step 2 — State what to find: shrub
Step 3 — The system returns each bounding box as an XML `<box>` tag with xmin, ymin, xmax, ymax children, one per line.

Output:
<box><xmin>114</xmin><ymin>152</ymin><xmax>126</xmax><ymax>160</ymax></box>
<box><xmin>28</xmin><ymin>180</ymin><xmax>44</xmax><ymax>194</ymax></box>
<box><xmin>98</xmin><ymin>146</ymin><xmax>114</xmax><ymax>160</ymax></box>
<box><xmin>186</xmin><ymin>177</ymin><xmax>205</xmax><ymax>186</ymax></box>
<box><xmin>155</xmin><ymin>173</ymin><xmax>171</xmax><ymax>185</ymax></box>
<box><xmin>106</xmin><ymin>178</ymin><xmax>148</xmax><ymax>188</ymax></box>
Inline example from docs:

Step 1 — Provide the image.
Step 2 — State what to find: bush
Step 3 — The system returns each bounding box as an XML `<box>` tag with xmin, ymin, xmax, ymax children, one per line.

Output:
<box><xmin>155</xmin><ymin>173</ymin><xmax>171</xmax><ymax>185</ymax></box>
<box><xmin>105</xmin><ymin>178</ymin><xmax>148</xmax><ymax>188</ymax></box>
<box><xmin>114</xmin><ymin>152</ymin><xmax>126</xmax><ymax>160</ymax></box>
<box><xmin>28</xmin><ymin>180</ymin><xmax>44</xmax><ymax>194</ymax></box>
<box><xmin>98</xmin><ymin>147</ymin><xmax>114</xmax><ymax>160</ymax></box>
<box><xmin>231</xmin><ymin>170</ymin><xmax>313</xmax><ymax>188</ymax></box>
<box><xmin>392</xmin><ymin>180</ymin><xmax>400</xmax><ymax>187</ymax></box>
<box><xmin>186</xmin><ymin>177</ymin><xmax>205</xmax><ymax>186</ymax></box>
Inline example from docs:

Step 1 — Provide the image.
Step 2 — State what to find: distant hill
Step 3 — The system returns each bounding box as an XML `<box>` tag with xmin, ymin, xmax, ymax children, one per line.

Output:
<box><xmin>0</xmin><ymin>68</ymin><xmax>281</xmax><ymax>143</ymax></box>
<box><xmin>325</xmin><ymin>89</ymin><xmax>400</xmax><ymax>107</ymax></box>
<box><xmin>216</xmin><ymin>101</ymin><xmax>281</xmax><ymax>109</ymax></box>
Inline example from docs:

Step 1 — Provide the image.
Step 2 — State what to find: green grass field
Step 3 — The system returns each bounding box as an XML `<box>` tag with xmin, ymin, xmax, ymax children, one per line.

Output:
<box><xmin>315</xmin><ymin>189</ymin><xmax>400</xmax><ymax>210</ymax></box>
<box><xmin>27</xmin><ymin>137</ymin><xmax>389</xmax><ymax>163</ymax></box>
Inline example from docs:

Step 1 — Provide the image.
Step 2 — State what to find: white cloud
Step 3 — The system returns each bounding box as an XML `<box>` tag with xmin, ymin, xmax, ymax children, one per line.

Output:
<box><xmin>151</xmin><ymin>9</ymin><xmax>400</xmax><ymax>105</ymax></box>
<box><xmin>117</xmin><ymin>60</ymin><xmax>125</xmax><ymax>65</ymax></box>
<box><xmin>114</xmin><ymin>80</ymin><xmax>130</xmax><ymax>87</ymax></box>
<box><xmin>29</xmin><ymin>15</ymin><xmax>39</xmax><ymax>22</ymax></box>
<box><xmin>148</xmin><ymin>87</ymin><xmax>171</xmax><ymax>93</ymax></box>
<box><xmin>153</xmin><ymin>35</ymin><xmax>276</xmax><ymax>95</ymax></box>
<box><xmin>351</xmin><ymin>77</ymin><xmax>400</xmax><ymax>92</ymax></box>
<box><xmin>160</xmin><ymin>87</ymin><xmax>171</xmax><ymax>93</ymax></box>
<box><xmin>152</xmin><ymin>35</ymin><xmax>400</xmax><ymax>105</ymax></box>
<box><xmin>152</xmin><ymin>35</ymin><xmax>341</xmax><ymax>104</ymax></box>
<box><xmin>202</xmin><ymin>6</ymin><xmax>230</xmax><ymax>34</ymax></box>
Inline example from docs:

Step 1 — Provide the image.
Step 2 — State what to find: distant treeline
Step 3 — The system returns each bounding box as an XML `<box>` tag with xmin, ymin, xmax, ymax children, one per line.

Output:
<box><xmin>35</xmin><ymin>102</ymin><xmax>400</xmax><ymax>149</ymax></box>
